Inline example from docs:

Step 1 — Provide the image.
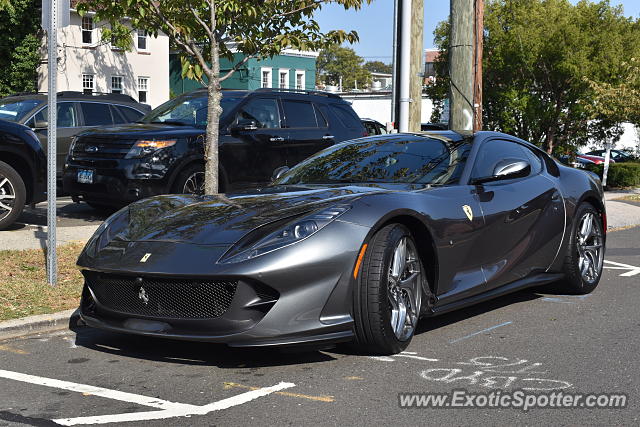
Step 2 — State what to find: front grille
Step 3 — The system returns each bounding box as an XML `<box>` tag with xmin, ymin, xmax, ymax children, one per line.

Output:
<box><xmin>72</xmin><ymin>138</ymin><xmax>136</xmax><ymax>159</ymax></box>
<box><xmin>85</xmin><ymin>272</ymin><xmax>237</xmax><ymax>319</ymax></box>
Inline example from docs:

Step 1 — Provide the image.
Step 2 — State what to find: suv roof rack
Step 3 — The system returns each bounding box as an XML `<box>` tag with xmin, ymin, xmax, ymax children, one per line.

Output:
<box><xmin>254</xmin><ymin>88</ymin><xmax>342</xmax><ymax>99</ymax></box>
<box><xmin>6</xmin><ymin>91</ymin><xmax>138</xmax><ymax>103</ymax></box>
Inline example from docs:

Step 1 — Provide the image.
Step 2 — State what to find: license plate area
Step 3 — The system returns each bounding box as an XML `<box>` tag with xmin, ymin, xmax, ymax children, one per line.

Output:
<box><xmin>77</xmin><ymin>169</ymin><xmax>94</xmax><ymax>184</ymax></box>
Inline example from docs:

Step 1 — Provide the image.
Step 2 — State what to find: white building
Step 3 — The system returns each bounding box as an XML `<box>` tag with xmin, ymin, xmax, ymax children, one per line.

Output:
<box><xmin>339</xmin><ymin>91</ymin><xmax>434</xmax><ymax>125</ymax></box>
<box><xmin>38</xmin><ymin>9</ymin><xmax>169</xmax><ymax>108</ymax></box>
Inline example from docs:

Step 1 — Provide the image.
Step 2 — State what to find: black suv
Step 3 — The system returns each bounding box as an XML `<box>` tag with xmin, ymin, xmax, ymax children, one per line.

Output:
<box><xmin>63</xmin><ymin>88</ymin><xmax>366</xmax><ymax>208</ymax></box>
<box><xmin>0</xmin><ymin>92</ymin><xmax>150</xmax><ymax>180</ymax></box>
<box><xmin>0</xmin><ymin>119</ymin><xmax>46</xmax><ymax>229</ymax></box>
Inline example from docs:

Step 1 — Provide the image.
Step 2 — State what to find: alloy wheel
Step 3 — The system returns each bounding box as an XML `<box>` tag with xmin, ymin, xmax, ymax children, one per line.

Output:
<box><xmin>182</xmin><ymin>172</ymin><xmax>205</xmax><ymax>195</ymax></box>
<box><xmin>576</xmin><ymin>211</ymin><xmax>604</xmax><ymax>284</ymax></box>
<box><xmin>387</xmin><ymin>237</ymin><xmax>422</xmax><ymax>341</ymax></box>
<box><xmin>0</xmin><ymin>175</ymin><xmax>16</xmax><ymax>221</ymax></box>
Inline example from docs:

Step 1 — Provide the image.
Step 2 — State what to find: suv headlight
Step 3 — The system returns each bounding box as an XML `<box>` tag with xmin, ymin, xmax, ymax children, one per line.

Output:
<box><xmin>125</xmin><ymin>139</ymin><xmax>177</xmax><ymax>159</ymax></box>
<box><xmin>219</xmin><ymin>204</ymin><xmax>351</xmax><ymax>264</ymax></box>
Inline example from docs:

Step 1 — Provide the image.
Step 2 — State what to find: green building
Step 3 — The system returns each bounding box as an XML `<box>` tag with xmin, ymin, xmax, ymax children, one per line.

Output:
<box><xmin>170</xmin><ymin>49</ymin><xmax>319</xmax><ymax>95</ymax></box>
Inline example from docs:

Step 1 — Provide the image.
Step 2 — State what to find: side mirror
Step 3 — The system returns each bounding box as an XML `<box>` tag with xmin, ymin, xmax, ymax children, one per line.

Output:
<box><xmin>472</xmin><ymin>159</ymin><xmax>531</xmax><ymax>184</ymax></box>
<box><xmin>493</xmin><ymin>159</ymin><xmax>530</xmax><ymax>178</ymax></box>
<box><xmin>230</xmin><ymin>119</ymin><xmax>258</xmax><ymax>133</ymax></box>
<box><xmin>33</xmin><ymin>120</ymin><xmax>48</xmax><ymax>130</ymax></box>
<box><xmin>272</xmin><ymin>166</ymin><xmax>289</xmax><ymax>182</ymax></box>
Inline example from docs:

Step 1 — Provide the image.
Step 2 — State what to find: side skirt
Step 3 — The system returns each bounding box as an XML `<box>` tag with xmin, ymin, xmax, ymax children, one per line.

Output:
<box><xmin>426</xmin><ymin>273</ymin><xmax>565</xmax><ymax>316</ymax></box>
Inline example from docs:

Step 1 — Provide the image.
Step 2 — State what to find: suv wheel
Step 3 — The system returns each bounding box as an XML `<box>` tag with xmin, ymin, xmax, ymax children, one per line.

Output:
<box><xmin>172</xmin><ymin>164</ymin><xmax>226</xmax><ymax>195</ymax></box>
<box><xmin>0</xmin><ymin>160</ymin><xmax>27</xmax><ymax>230</ymax></box>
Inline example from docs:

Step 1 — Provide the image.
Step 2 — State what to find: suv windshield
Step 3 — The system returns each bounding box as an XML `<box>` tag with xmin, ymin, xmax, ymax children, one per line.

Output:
<box><xmin>276</xmin><ymin>135</ymin><xmax>472</xmax><ymax>186</ymax></box>
<box><xmin>142</xmin><ymin>94</ymin><xmax>242</xmax><ymax>127</ymax></box>
<box><xmin>0</xmin><ymin>99</ymin><xmax>41</xmax><ymax>122</ymax></box>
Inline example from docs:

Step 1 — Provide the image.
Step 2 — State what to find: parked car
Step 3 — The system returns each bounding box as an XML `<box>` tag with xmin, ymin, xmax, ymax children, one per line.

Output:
<box><xmin>361</xmin><ymin>118</ymin><xmax>388</xmax><ymax>135</ymax></box>
<box><xmin>585</xmin><ymin>149</ymin><xmax>638</xmax><ymax>163</ymax></box>
<box><xmin>76</xmin><ymin>131</ymin><xmax>605</xmax><ymax>354</ymax></box>
<box><xmin>421</xmin><ymin>122</ymin><xmax>448</xmax><ymax>131</ymax></box>
<box><xmin>576</xmin><ymin>153</ymin><xmax>614</xmax><ymax>165</ymax></box>
<box><xmin>63</xmin><ymin>88</ymin><xmax>367</xmax><ymax>209</ymax></box>
<box><xmin>0</xmin><ymin>119</ymin><xmax>47</xmax><ymax>229</ymax></box>
<box><xmin>0</xmin><ymin>92</ymin><xmax>151</xmax><ymax>182</ymax></box>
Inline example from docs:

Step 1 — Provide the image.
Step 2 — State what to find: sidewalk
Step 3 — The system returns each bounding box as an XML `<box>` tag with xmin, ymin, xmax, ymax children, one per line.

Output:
<box><xmin>1</xmin><ymin>191</ymin><xmax>639</xmax><ymax>251</ymax></box>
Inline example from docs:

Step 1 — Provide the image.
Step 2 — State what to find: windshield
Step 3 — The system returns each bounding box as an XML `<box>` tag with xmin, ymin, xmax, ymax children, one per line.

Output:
<box><xmin>142</xmin><ymin>94</ymin><xmax>242</xmax><ymax>127</ymax></box>
<box><xmin>276</xmin><ymin>135</ymin><xmax>472</xmax><ymax>186</ymax></box>
<box><xmin>0</xmin><ymin>99</ymin><xmax>41</xmax><ymax>122</ymax></box>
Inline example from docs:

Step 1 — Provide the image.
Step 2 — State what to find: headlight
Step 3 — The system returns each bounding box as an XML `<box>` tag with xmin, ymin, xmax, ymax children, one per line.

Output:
<box><xmin>219</xmin><ymin>204</ymin><xmax>351</xmax><ymax>264</ymax></box>
<box><xmin>125</xmin><ymin>139</ymin><xmax>177</xmax><ymax>159</ymax></box>
<box><xmin>83</xmin><ymin>206</ymin><xmax>130</xmax><ymax>257</ymax></box>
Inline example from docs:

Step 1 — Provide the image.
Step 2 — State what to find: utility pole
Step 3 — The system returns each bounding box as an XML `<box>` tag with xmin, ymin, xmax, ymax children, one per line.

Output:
<box><xmin>449</xmin><ymin>0</ymin><xmax>474</xmax><ymax>131</ymax></box>
<box><xmin>398</xmin><ymin>0</ymin><xmax>412</xmax><ymax>132</ymax></box>
<box><xmin>473</xmin><ymin>0</ymin><xmax>484</xmax><ymax>132</ymax></box>
<box><xmin>408</xmin><ymin>0</ymin><xmax>424</xmax><ymax>132</ymax></box>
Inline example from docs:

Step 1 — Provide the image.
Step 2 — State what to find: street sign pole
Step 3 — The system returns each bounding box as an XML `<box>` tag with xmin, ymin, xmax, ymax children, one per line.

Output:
<box><xmin>46</xmin><ymin>0</ymin><xmax>59</xmax><ymax>285</ymax></box>
<box><xmin>603</xmin><ymin>140</ymin><xmax>612</xmax><ymax>188</ymax></box>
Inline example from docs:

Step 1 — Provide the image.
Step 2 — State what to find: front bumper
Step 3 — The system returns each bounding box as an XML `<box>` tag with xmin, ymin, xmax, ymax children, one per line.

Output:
<box><xmin>77</xmin><ymin>220</ymin><xmax>369</xmax><ymax>347</ymax></box>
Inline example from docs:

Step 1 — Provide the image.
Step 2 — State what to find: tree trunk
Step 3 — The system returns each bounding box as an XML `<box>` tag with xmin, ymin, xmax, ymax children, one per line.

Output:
<box><xmin>204</xmin><ymin>4</ymin><xmax>222</xmax><ymax>195</ymax></box>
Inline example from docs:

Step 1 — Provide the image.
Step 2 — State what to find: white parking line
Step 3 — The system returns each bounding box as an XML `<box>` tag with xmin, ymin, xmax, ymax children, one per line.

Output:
<box><xmin>449</xmin><ymin>321</ymin><xmax>513</xmax><ymax>344</ymax></box>
<box><xmin>0</xmin><ymin>369</ymin><xmax>294</xmax><ymax>425</ymax></box>
<box><xmin>603</xmin><ymin>260</ymin><xmax>640</xmax><ymax>277</ymax></box>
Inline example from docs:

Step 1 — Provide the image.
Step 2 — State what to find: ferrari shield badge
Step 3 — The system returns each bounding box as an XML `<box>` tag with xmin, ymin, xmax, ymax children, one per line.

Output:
<box><xmin>140</xmin><ymin>253</ymin><xmax>152</xmax><ymax>263</ymax></box>
<box><xmin>462</xmin><ymin>205</ymin><xmax>473</xmax><ymax>221</ymax></box>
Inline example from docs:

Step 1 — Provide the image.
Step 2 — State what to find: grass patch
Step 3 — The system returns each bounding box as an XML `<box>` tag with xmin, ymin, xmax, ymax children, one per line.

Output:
<box><xmin>0</xmin><ymin>242</ymin><xmax>84</xmax><ymax>321</ymax></box>
<box><xmin>619</xmin><ymin>194</ymin><xmax>640</xmax><ymax>202</ymax></box>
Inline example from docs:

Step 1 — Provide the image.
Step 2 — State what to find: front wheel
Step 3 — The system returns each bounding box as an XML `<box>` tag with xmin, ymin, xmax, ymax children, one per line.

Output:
<box><xmin>352</xmin><ymin>224</ymin><xmax>426</xmax><ymax>355</ymax></box>
<box><xmin>0</xmin><ymin>160</ymin><xmax>26</xmax><ymax>230</ymax></box>
<box><xmin>557</xmin><ymin>202</ymin><xmax>605</xmax><ymax>294</ymax></box>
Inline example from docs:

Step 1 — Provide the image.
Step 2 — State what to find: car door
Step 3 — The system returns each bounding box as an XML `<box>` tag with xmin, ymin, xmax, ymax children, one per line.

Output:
<box><xmin>221</xmin><ymin>96</ymin><xmax>289</xmax><ymax>187</ymax></box>
<box><xmin>282</xmin><ymin>99</ymin><xmax>333</xmax><ymax>166</ymax></box>
<box><xmin>27</xmin><ymin>102</ymin><xmax>81</xmax><ymax>177</ymax></box>
<box><xmin>469</xmin><ymin>138</ymin><xmax>565</xmax><ymax>290</ymax></box>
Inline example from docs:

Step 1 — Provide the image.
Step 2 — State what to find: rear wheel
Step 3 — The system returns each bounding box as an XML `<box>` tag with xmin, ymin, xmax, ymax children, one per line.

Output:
<box><xmin>557</xmin><ymin>203</ymin><xmax>605</xmax><ymax>294</ymax></box>
<box><xmin>172</xmin><ymin>164</ymin><xmax>227</xmax><ymax>195</ymax></box>
<box><xmin>353</xmin><ymin>224</ymin><xmax>425</xmax><ymax>355</ymax></box>
<box><xmin>0</xmin><ymin>160</ymin><xmax>26</xmax><ymax>230</ymax></box>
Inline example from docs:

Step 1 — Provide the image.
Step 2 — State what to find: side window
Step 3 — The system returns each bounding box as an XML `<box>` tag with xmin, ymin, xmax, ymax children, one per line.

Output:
<box><xmin>117</xmin><ymin>106</ymin><xmax>144</xmax><ymax>123</ymax></box>
<box><xmin>81</xmin><ymin>103</ymin><xmax>113</xmax><ymax>126</ymax></box>
<box><xmin>26</xmin><ymin>103</ymin><xmax>78</xmax><ymax>127</ymax></box>
<box><xmin>234</xmin><ymin>98</ymin><xmax>281</xmax><ymax>129</ymax></box>
<box><xmin>363</xmin><ymin>121</ymin><xmax>376</xmax><ymax>135</ymax></box>
<box><xmin>472</xmin><ymin>139</ymin><xmax>531</xmax><ymax>179</ymax></box>
<box><xmin>282</xmin><ymin>100</ymin><xmax>317</xmax><ymax>128</ymax></box>
<box><xmin>329</xmin><ymin>104</ymin><xmax>360</xmax><ymax>129</ymax></box>
<box><xmin>313</xmin><ymin>104</ymin><xmax>328</xmax><ymax>127</ymax></box>
<box><xmin>520</xmin><ymin>145</ymin><xmax>543</xmax><ymax>175</ymax></box>
<box><xmin>110</xmin><ymin>105</ymin><xmax>126</xmax><ymax>124</ymax></box>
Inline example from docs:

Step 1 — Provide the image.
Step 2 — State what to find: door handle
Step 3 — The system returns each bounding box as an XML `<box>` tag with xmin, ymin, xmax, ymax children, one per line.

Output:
<box><xmin>269</xmin><ymin>137</ymin><xmax>285</xmax><ymax>142</ymax></box>
<box><xmin>322</xmin><ymin>135</ymin><xmax>335</xmax><ymax>140</ymax></box>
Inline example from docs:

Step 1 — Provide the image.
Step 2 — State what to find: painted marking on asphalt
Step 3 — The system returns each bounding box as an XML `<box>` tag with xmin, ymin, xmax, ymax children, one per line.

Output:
<box><xmin>0</xmin><ymin>345</ymin><xmax>28</xmax><ymax>355</ymax></box>
<box><xmin>55</xmin><ymin>382</ymin><xmax>295</xmax><ymax>425</ymax></box>
<box><xmin>344</xmin><ymin>376</ymin><xmax>364</xmax><ymax>381</ymax></box>
<box><xmin>0</xmin><ymin>369</ymin><xmax>294</xmax><ymax>425</ymax></box>
<box><xmin>396</xmin><ymin>354</ymin><xmax>440</xmax><ymax>362</ymax></box>
<box><xmin>603</xmin><ymin>259</ymin><xmax>640</xmax><ymax>277</ymax></box>
<box><xmin>449</xmin><ymin>321</ymin><xmax>513</xmax><ymax>344</ymax></box>
<box><xmin>224</xmin><ymin>382</ymin><xmax>333</xmax><ymax>402</ymax></box>
<box><xmin>368</xmin><ymin>352</ymin><xmax>440</xmax><ymax>363</ymax></box>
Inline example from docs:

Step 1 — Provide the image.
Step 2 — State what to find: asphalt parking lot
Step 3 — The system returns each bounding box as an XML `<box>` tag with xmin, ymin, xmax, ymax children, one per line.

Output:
<box><xmin>0</xmin><ymin>226</ymin><xmax>638</xmax><ymax>426</ymax></box>
<box><xmin>12</xmin><ymin>197</ymin><xmax>108</xmax><ymax>230</ymax></box>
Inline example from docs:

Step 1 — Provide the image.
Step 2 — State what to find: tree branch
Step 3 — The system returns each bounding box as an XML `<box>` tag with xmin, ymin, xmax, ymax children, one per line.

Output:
<box><xmin>220</xmin><ymin>55</ymin><xmax>253</xmax><ymax>82</ymax></box>
<box><xmin>190</xmin><ymin>7</ymin><xmax>213</xmax><ymax>40</ymax></box>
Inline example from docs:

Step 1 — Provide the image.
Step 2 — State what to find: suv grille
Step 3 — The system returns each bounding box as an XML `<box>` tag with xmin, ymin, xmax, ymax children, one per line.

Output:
<box><xmin>85</xmin><ymin>272</ymin><xmax>237</xmax><ymax>319</ymax></box>
<box><xmin>72</xmin><ymin>138</ymin><xmax>137</xmax><ymax>159</ymax></box>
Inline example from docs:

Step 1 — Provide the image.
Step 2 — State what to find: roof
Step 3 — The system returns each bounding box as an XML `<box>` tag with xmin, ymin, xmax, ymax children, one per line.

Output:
<box><xmin>425</xmin><ymin>49</ymin><xmax>440</xmax><ymax>63</ymax></box>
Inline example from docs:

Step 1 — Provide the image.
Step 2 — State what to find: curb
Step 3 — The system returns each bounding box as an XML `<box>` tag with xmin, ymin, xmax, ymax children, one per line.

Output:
<box><xmin>0</xmin><ymin>309</ymin><xmax>80</xmax><ymax>341</ymax></box>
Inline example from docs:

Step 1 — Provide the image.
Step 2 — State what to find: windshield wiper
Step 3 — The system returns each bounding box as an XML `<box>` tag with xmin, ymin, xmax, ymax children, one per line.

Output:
<box><xmin>149</xmin><ymin>120</ymin><xmax>189</xmax><ymax>126</ymax></box>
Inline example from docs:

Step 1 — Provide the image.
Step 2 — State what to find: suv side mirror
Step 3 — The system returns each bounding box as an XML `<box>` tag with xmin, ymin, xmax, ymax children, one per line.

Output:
<box><xmin>230</xmin><ymin>119</ymin><xmax>258</xmax><ymax>133</ymax></box>
<box><xmin>472</xmin><ymin>159</ymin><xmax>531</xmax><ymax>184</ymax></box>
<box><xmin>33</xmin><ymin>120</ymin><xmax>48</xmax><ymax>130</ymax></box>
<box><xmin>272</xmin><ymin>166</ymin><xmax>289</xmax><ymax>181</ymax></box>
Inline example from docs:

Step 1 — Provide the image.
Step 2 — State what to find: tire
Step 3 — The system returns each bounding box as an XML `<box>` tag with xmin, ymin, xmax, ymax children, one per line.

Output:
<box><xmin>171</xmin><ymin>164</ymin><xmax>226</xmax><ymax>195</ymax></box>
<box><xmin>353</xmin><ymin>224</ymin><xmax>426</xmax><ymax>355</ymax></box>
<box><xmin>556</xmin><ymin>202</ymin><xmax>605</xmax><ymax>294</ymax></box>
<box><xmin>0</xmin><ymin>160</ymin><xmax>26</xmax><ymax>230</ymax></box>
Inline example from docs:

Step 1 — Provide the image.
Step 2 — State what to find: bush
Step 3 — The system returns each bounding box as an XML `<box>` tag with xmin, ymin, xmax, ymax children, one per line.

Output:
<box><xmin>591</xmin><ymin>162</ymin><xmax>640</xmax><ymax>188</ymax></box>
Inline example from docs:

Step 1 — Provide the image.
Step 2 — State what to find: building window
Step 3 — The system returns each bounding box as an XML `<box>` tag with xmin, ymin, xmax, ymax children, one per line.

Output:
<box><xmin>261</xmin><ymin>68</ymin><xmax>272</xmax><ymax>88</ymax></box>
<box><xmin>137</xmin><ymin>77</ymin><xmax>149</xmax><ymax>103</ymax></box>
<box><xmin>111</xmin><ymin>76</ymin><xmax>123</xmax><ymax>94</ymax></box>
<box><xmin>82</xmin><ymin>17</ymin><xmax>94</xmax><ymax>45</ymax></box>
<box><xmin>279</xmin><ymin>70</ymin><xmax>289</xmax><ymax>89</ymax></box>
<box><xmin>295</xmin><ymin>70</ymin><xmax>305</xmax><ymax>90</ymax></box>
<box><xmin>136</xmin><ymin>29</ymin><xmax>147</xmax><ymax>51</ymax></box>
<box><xmin>82</xmin><ymin>74</ymin><xmax>94</xmax><ymax>95</ymax></box>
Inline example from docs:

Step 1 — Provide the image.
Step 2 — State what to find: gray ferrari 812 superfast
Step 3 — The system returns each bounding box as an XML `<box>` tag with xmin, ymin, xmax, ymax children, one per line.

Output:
<box><xmin>77</xmin><ymin>131</ymin><xmax>606</xmax><ymax>355</ymax></box>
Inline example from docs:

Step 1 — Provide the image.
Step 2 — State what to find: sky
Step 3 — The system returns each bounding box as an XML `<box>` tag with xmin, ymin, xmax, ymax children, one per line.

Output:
<box><xmin>314</xmin><ymin>0</ymin><xmax>640</xmax><ymax>62</ymax></box>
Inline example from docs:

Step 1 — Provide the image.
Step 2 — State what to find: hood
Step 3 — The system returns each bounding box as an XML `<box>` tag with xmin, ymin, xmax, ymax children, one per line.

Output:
<box><xmin>113</xmin><ymin>186</ymin><xmax>388</xmax><ymax>245</ymax></box>
<box><xmin>77</xmin><ymin>123</ymin><xmax>204</xmax><ymax>140</ymax></box>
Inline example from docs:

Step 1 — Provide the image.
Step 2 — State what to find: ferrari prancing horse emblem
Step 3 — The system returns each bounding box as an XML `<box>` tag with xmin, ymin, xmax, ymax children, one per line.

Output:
<box><xmin>140</xmin><ymin>253</ymin><xmax>152</xmax><ymax>263</ymax></box>
<box><xmin>462</xmin><ymin>205</ymin><xmax>473</xmax><ymax>221</ymax></box>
